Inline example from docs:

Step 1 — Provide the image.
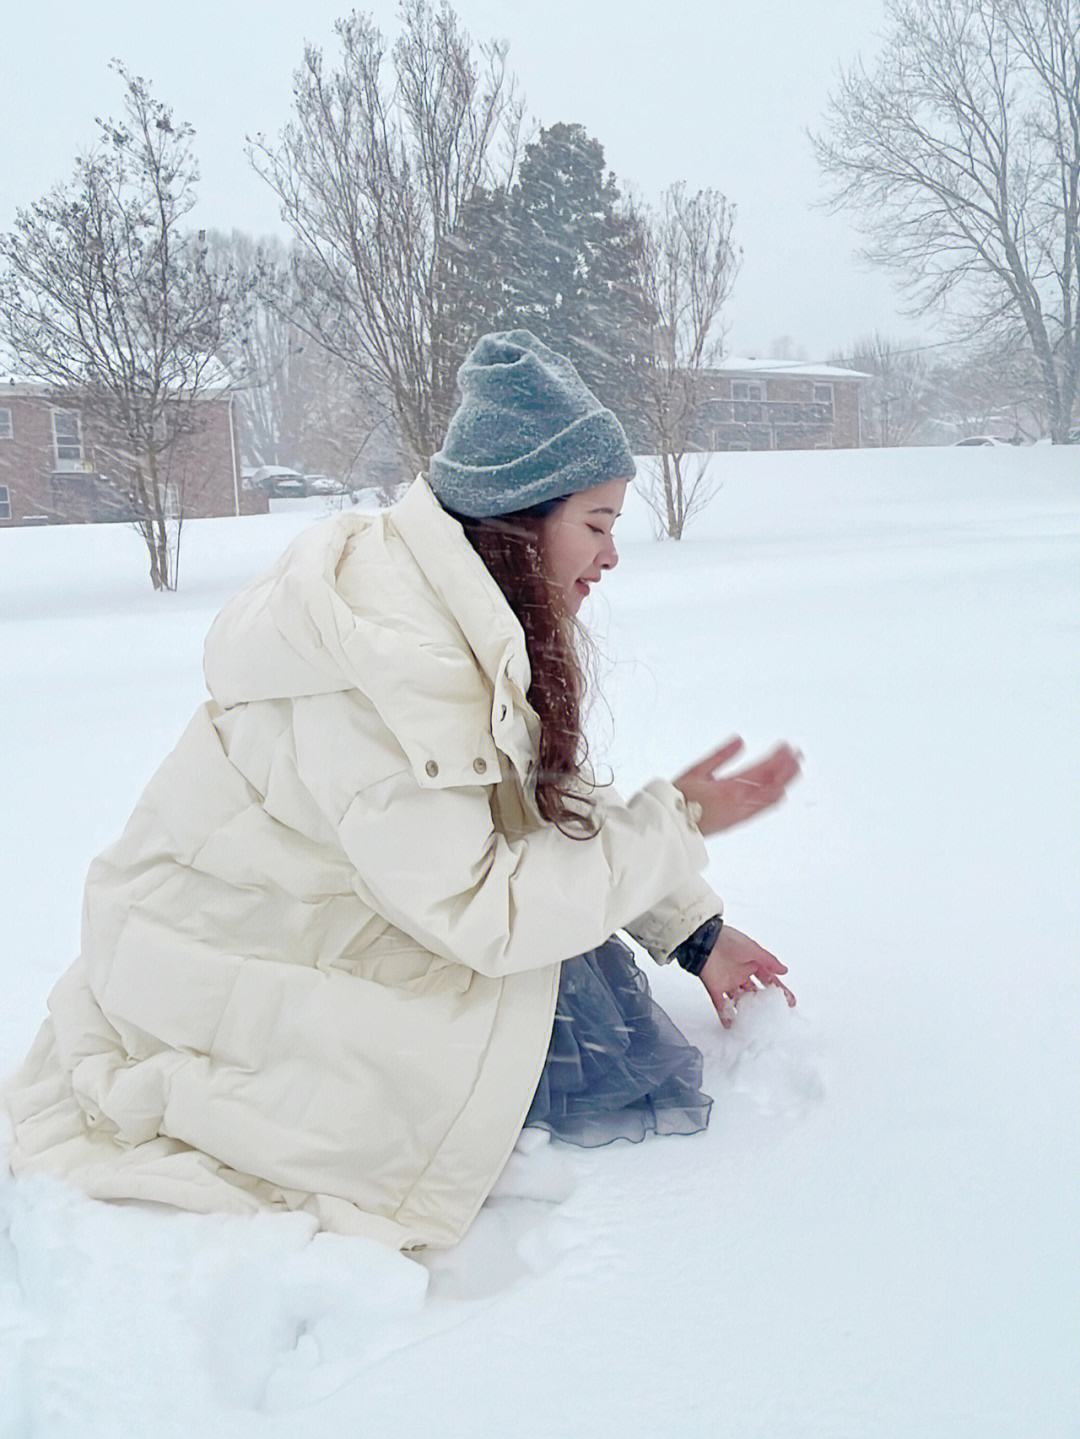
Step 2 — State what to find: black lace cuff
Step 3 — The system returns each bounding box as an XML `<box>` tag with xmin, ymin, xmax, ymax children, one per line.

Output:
<box><xmin>672</xmin><ymin>914</ymin><xmax>724</xmax><ymax>976</ymax></box>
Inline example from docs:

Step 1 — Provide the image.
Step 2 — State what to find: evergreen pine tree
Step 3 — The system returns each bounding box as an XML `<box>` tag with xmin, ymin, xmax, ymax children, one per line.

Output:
<box><xmin>441</xmin><ymin>123</ymin><xmax>653</xmax><ymax>444</ymax></box>
<box><xmin>506</xmin><ymin>123</ymin><xmax>651</xmax><ymax>437</ymax></box>
<box><xmin>436</xmin><ymin>183</ymin><xmax>515</xmax><ymax>361</ymax></box>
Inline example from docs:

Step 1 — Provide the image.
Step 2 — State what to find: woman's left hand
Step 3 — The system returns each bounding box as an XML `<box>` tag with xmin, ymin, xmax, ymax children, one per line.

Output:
<box><xmin>673</xmin><ymin>736</ymin><xmax>803</xmax><ymax>836</ymax></box>
<box><xmin>699</xmin><ymin>924</ymin><xmax>796</xmax><ymax>1029</ymax></box>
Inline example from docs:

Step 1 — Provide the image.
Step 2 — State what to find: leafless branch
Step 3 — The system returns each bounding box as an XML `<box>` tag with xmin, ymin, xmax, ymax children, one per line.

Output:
<box><xmin>631</xmin><ymin>183</ymin><xmax>740</xmax><ymax>538</ymax></box>
<box><xmin>0</xmin><ymin>62</ymin><xmax>247</xmax><ymax>587</ymax></box>
<box><xmin>810</xmin><ymin>0</ymin><xmax>1080</xmax><ymax>440</ymax></box>
<box><xmin>247</xmin><ymin>2</ymin><xmax>524</xmax><ymax>474</ymax></box>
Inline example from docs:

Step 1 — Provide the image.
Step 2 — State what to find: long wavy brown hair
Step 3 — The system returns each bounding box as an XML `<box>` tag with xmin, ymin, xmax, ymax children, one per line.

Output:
<box><xmin>444</xmin><ymin>500</ymin><xmax>602</xmax><ymax>840</ymax></box>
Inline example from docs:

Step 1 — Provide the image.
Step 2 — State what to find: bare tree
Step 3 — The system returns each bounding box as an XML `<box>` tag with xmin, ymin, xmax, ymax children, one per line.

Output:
<box><xmin>207</xmin><ymin>228</ymin><xmax>404</xmax><ymax>494</ymax></box>
<box><xmin>0</xmin><ymin>63</ymin><xmax>243</xmax><ymax>589</ymax></box>
<box><xmin>769</xmin><ymin>335</ymin><xmax>810</xmax><ymax>362</ymax></box>
<box><xmin>811</xmin><ymin>0</ymin><xmax>1080</xmax><ymax>442</ymax></box>
<box><xmin>927</xmin><ymin>339</ymin><xmax>1049</xmax><ymax>438</ymax></box>
<box><xmin>207</xmin><ymin>230</ymin><xmax>297</xmax><ymax>468</ymax></box>
<box><xmin>248</xmin><ymin>2</ymin><xmax>524</xmax><ymax>474</ymax></box>
<box><xmin>283</xmin><ymin>340</ymin><xmax>405</xmax><ymax>492</ymax></box>
<box><xmin>633</xmin><ymin>183</ymin><xmax>740</xmax><ymax>539</ymax></box>
<box><xmin>835</xmin><ymin>333</ymin><xmax>933</xmax><ymax>445</ymax></box>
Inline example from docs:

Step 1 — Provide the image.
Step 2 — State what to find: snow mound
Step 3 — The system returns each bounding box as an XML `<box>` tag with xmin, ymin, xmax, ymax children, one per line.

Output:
<box><xmin>0</xmin><ymin>1165</ymin><xmax>429</xmax><ymax>1423</ymax></box>
<box><xmin>0</xmin><ymin>1125</ymin><xmax>592</xmax><ymax>1425</ymax></box>
<box><xmin>710</xmin><ymin>987</ymin><xmax>826</xmax><ymax>1118</ymax></box>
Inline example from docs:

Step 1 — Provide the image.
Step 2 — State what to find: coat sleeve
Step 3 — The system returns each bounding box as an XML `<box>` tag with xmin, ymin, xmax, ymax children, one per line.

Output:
<box><xmin>324</xmin><ymin>762</ymin><xmax>714</xmax><ymax>979</ymax></box>
<box><xmin>588</xmin><ymin>784</ymin><xmax>725</xmax><ymax>964</ymax></box>
<box><xmin>622</xmin><ymin>875</ymin><xmax>725</xmax><ymax>964</ymax></box>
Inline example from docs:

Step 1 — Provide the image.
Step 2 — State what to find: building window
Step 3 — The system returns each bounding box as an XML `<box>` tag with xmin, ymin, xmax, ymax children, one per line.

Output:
<box><xmin>732</xmin><ymin>380</ymin><xmax>765</xmax><ymax>423</ymax></box>
<box><xmin>813</xmin><ymin>383</ymin><xmax>834</xmax><ymax>408</ymax></box>
<box><xmin>52</xmin><ymin>409</ymin><xmax>85</xmax><ymax>470</ymax></box>
<box><xmin>0</xmin><ymin>485</ymin><xmax>10</xmax><ymax>519</ymax></box>
<box><xmin>0</xmin><ymin>408</ymin><xmax>12</xmax><ymax>439</ymax></box>
<box><xmin>732</xmin><ymin>381</ymin><xmax>765</xmax><ymax>402</ymax></box>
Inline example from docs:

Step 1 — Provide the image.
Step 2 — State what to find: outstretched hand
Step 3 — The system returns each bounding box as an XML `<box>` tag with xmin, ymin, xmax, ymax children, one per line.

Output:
<box><xmin>698</xmin><ymin>924</ymin><xmax>796</xmax><ymax>1029</ymax></box>
<box><xmin>673</xmin><ymin>736</ymin><xmax>802</xmax><ymax>838</ymax></box>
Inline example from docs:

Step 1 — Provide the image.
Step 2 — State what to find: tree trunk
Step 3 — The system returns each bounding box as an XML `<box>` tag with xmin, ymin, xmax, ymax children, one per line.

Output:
<box><xmin>140</xmin><ymin>449</ymin><xmax>177</xmax><ymax>591</ymax></box>
<box><xmin>671</xmin><ymin>454</ymin><xmax>686</xmax><ymax>540</ymax></box>
<box><xmin>659</xmin><ymin>450</ymin><xmax>678</xmax><ymax>539</ymax></box>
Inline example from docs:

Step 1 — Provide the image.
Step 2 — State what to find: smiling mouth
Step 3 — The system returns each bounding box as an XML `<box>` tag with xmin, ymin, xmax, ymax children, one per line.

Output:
<box><xmin>575</xmin><ymin>579</ymin><xmax>591</xmax><ymax>597</ymax></box>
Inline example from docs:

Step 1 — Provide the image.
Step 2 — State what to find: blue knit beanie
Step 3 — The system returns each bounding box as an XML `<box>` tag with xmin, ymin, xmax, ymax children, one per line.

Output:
<box><xmin>427</xmin><ymin>329</ymin><xmax>636</xmax><ymax>518</ymax></box>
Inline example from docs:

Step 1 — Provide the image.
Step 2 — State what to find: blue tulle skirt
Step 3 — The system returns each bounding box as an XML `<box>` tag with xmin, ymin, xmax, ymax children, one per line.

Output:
<box><xmin>523</xmin><ymin>935</ymin><xmax>713</xmax><ymax>1148</ymax></box>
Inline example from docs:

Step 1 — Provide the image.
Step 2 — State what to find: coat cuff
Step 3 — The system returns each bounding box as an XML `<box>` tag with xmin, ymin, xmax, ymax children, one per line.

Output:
<box><xmin>622</xmin><ymin>872</ymin><xmax>725</xmax><ymax>965</ymax></box>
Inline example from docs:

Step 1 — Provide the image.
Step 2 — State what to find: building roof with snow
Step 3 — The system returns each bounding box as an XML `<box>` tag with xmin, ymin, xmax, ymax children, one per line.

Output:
<box><xmin>707</xmin><ymin>357</ymin><xmax>872</xmax><ymax>381</ymax></box>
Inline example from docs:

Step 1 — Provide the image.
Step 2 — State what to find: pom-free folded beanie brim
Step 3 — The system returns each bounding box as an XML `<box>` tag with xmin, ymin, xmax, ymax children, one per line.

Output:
<box><xmin>430</xmin><ymin>406</ymin><xmax>635</xmax><ymax>516</ymax></box>
<box><xmin>428</xmin><ymin>330</ymin><xmax>636</xmax><ymax>518</ymax></box>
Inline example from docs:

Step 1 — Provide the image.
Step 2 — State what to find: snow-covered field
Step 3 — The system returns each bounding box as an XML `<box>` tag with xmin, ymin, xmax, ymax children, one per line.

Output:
<box><xmin>1</xmin><ymin>445</ymin><xmax>1077</xmax><ymax>1438</ymax></box>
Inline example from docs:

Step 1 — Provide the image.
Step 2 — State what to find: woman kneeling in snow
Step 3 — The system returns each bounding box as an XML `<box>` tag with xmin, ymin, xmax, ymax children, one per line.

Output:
<box><xmin>3</xmin><ymin>330</ymin><xmax>799</xmax><ymax>1249</ymax></box>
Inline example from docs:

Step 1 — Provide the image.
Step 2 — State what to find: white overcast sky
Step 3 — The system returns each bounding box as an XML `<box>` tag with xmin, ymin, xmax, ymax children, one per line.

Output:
<box><xmin>2</xmin><ymin>0</ymin><xmax>938</xmax><ymax>361</ymax></box>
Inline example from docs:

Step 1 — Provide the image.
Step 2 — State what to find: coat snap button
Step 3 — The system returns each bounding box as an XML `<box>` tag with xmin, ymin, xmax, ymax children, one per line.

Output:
<box><xmin>425</xmin><ymin>759</ymin><xmax>439</xmax><ymax>778</ymax></box>
<box><xmin>473</xmin><ymin>757</ymin><xmax>487</xmax><ymax>774</ymax></box>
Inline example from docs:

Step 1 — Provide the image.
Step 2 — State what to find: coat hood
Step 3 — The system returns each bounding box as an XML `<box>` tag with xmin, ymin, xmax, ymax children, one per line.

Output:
<box><xmin>204</xmin><ymin>512</ymin><xmax>371</xmax><ymax>707</ymax></box>
<box><xmin>203</xmin><ymin>476</ymin><xmax>541</xmax><ymax>793</ymax></box>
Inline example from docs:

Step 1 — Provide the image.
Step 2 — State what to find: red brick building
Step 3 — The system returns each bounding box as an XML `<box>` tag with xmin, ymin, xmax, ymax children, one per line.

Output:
<box><xmin>689</xmin><ymin>359</ymin><xmax>868</xmax><ymax>452</ymax></box>
<box><xmin>0</xmin><ymin>382</ymin><xmax>267</xmax><ymax>526</ymax></box>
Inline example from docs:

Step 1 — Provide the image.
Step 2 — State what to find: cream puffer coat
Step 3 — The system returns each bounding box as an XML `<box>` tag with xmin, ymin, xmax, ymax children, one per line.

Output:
<box><xmin>3</xmin><ymin>475</ymin><xmax>723</xmax><ymax>1249</ymax></box>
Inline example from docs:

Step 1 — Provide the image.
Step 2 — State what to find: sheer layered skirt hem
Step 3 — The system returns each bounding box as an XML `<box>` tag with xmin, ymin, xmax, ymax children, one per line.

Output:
<box><xmin>523</xmin><ymin>935</ymin><xmax>713</xmax><ymax>1149</ymax></box>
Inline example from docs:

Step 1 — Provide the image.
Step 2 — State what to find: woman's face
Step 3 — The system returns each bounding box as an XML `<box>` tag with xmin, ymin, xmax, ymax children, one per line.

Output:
<box><xmin>539</xmin><ymin>478</ymin><xmax>627</xmax><ymax>614</ymax></box>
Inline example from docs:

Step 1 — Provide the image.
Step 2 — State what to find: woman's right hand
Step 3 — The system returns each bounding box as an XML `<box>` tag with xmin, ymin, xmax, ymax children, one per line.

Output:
<box><xmin>673</xmin><ymin>736</ymin><xmax>802</xmax><ymax>838</ymax></box>
<box><xmin>698</xmin><ymin>924</ymin><xmax>796</xmax><ymax>1029</ymax></box>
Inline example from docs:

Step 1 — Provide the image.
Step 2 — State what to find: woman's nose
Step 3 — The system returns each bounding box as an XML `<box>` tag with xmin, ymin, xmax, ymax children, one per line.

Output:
<box><xmin>602</xmin><ymin>539</ymin><xmax>619</xmax><ymax>571</ymax></box>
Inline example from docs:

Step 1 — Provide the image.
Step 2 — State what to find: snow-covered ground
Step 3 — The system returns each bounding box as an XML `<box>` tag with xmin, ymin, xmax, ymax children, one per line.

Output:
<box><xmin>1</xmin><ymin>445</ymin><xmax>1077</xmax><ymax>1438</ymax></box>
